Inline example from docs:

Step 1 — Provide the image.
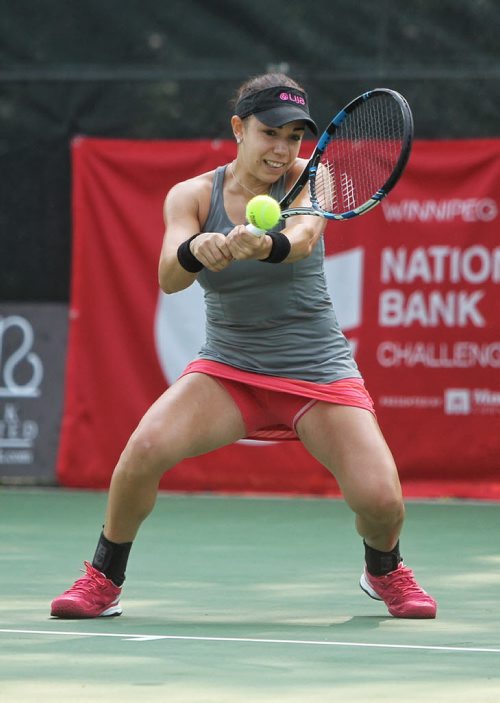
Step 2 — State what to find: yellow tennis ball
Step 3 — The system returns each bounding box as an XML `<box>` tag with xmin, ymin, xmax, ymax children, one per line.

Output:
<box><xmin>246</xmin><ymin>195</ymin><xmax>281</xmax><ymax>231</ymax></box>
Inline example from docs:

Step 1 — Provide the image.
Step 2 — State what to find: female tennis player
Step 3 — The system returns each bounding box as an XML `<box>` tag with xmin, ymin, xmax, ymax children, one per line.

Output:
<box><xmin>51</xmin><ymin>73</ymin><xmax>437</xmax><ymax>620</ymax></box>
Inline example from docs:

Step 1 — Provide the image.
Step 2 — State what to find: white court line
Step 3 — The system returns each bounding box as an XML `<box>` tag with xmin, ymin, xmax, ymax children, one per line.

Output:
<box><xmin>1</xmin><ymin>629</ymin><xmax>499</xmax><ymax>654</ymax></box>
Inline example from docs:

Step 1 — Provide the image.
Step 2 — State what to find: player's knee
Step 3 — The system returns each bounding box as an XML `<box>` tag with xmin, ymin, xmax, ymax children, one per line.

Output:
<box><xmin>379</xmin><ymin>496</ymin><xmax>404</xmax><ymax>530</ymax></box>
<box><xmin>376</xmin><ymin>495</ymin><xmax>404</xmax><ymax>527</ymax></box>
<box><xmin>357</xmin><ymin>490</ymin><xmax>405</xmax><ymax>528</ymax></box>
<box><xmin>120</xmin><ymin>421</ymin><xmax>180</xmax><ymax>474</ymax></box>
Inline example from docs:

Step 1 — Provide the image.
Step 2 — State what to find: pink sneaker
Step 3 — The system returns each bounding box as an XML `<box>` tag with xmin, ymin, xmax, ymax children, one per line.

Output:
<box><xmin>360</xmin><ymin>562</ymin><xmax>437</xmax><ymax>618</ymax></box>
<box><xmin>51</xmin><ymin>561</ymin><xmax>122</xmax><ymax>619</ymax></box>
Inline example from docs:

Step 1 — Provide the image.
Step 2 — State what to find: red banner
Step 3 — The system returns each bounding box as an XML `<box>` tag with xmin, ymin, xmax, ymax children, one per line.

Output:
<box><xmin>57</xmin><ymin>138</ymin><xmax>500</xmax><ymax>498</ymax></box>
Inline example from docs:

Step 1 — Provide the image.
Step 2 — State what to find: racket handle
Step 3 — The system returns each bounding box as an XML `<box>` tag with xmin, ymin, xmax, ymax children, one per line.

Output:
<box><xmin>246</xmin><ymin>223</ymin><xmax>265</xmax><ymax>237</ymax></box>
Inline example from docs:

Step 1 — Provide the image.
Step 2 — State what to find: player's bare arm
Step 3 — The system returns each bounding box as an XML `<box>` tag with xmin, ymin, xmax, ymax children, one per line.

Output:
<box><xmin>159</xmin><ymin>175</ymin><xmax>233</xmax><ymax>294</ymax></box>
<box><xmin>279</xmin><ymin>158</ymin><xmax>325</xmax><ymax>263</ymax></box>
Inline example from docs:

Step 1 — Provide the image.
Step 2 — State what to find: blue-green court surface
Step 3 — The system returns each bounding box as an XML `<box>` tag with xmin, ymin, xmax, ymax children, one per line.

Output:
<box><xmin>1</xmin><ymin>489</ymin><xmax>499</xmax><ymax>702</ymax></box>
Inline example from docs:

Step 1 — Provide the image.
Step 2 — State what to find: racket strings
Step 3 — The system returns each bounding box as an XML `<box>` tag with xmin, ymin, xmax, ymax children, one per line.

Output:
<box><xmin>314</xmin><ymin>94</ymin><xmax>406</xmax><ymax>215</ymax></box>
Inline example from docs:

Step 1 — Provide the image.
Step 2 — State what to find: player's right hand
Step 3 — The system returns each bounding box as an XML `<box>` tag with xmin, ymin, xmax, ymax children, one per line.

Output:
<box><xmin>190</xmin><ymin>232</ymin><xmax>233</xmax><ymax>272</ymax></box>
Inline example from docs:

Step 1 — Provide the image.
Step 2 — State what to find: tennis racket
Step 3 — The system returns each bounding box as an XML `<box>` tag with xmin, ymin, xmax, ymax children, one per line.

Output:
<box><xmin>247</xmin><ymin>88</ymin><xmax>413</xmax><ymax>235</ymax></box>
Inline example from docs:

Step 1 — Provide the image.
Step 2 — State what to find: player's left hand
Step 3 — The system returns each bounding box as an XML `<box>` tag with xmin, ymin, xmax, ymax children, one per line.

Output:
<box><xmin>226</xmin><ymin>225</ymin><xmax>271</xmax><ymax>261</ymax></box>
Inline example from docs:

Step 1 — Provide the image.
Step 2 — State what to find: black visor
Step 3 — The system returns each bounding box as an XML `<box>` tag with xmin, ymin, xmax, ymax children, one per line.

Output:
<box><xmin>235</xmin><ymin>86</ymin><xmax>318</xmax><ymax>135</ymax></box>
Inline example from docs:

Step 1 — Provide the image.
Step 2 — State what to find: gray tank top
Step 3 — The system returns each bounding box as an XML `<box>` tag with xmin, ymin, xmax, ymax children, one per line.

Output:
<box><xmin>196</xmin><ymin>165</ymin><xmax>360</xmax><ymax>383</ymax></box>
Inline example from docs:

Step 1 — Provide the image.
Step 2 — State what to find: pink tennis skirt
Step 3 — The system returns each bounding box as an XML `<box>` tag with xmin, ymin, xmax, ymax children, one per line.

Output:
<box><xmin>181</xmin><ymin>359</ymin><xmax>375</xmax><ymax>442</ymax></box>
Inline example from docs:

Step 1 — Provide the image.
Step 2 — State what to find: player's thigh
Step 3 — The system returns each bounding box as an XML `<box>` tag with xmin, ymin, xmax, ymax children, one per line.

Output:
<box><xmin>129</xmin><ymin>372</ymin><xmax>246</xmax><ymax>462</ymax></box>
<box><xmin>296</xmin><ymin>402</ymin><xmax>402</xmax><ymax>512</ymax></box>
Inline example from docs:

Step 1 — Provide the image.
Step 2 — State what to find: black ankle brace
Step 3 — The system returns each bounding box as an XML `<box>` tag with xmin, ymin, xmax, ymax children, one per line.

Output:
<box><xmin>92</xmin><ymin>531</ymin><xmax>132</xmax><ymax>587</ymax></box>
<box><xmin>364</xmin><ymin>540</ymin><xmax>401</xmax><ymax>576</ymax></box>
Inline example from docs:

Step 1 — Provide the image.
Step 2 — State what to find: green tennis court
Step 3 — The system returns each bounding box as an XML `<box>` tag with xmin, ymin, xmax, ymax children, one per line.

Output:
<box><xmin>1</xmin><ymin>489</ymin><xmax>499</xmax><ymax>701</ymax></box>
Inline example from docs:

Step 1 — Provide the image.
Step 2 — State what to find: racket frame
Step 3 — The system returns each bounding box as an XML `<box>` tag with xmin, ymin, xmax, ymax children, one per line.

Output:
<box><xmin>278</xmin><ymin>88</ymin><xmax>414</xmax><ymax>221</ymax></box>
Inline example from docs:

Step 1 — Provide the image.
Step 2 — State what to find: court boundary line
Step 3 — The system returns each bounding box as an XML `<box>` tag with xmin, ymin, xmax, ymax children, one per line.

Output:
<box><xmin>1</xmin><ymin>628</ymin><xmax>499</xmax><ymax>654</ymax></box>
<box><xmin>2</xmin><ymin>488</ymin><xmax>500</xmax><ymax>506</ymax></box>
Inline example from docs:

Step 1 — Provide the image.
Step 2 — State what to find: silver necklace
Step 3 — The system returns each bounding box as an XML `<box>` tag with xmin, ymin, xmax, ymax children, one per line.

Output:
<box><xmin>230</xmin><ymin>162</ymin><xmax>264</xmax><ymax>197</ymax></box>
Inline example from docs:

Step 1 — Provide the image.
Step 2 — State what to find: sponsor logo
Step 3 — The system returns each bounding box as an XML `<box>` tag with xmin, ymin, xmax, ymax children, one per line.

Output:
<box><xmin>0</xmin><ymin>315</ymin><xmax>42</xmax><ymax>464</ymax></box>
<box><xmin>340</xmin><ymin>173</ymin><xmax>355</xmax><ymax>210</ymax></box>
<box><xmin>0</xmin><ymin>403</ymin><xmax>38</xmax><ymax>464</ymax></box>
<box><xmin>444</xmin><ymin>387</ymin><xmax>500</xmax><ymax>415</ymax></box>
<box><xmin>379</xmin><ymin>246</ymin><xmax>499</xmax><ymax>329</ymax></box>
<box><xmin>377</xmin><ymin>340</ymin><xmax>500</xmax><ymax>369</ymax></box>
<box><xmin>381</xmin><ymin>246</ymin><xmax>500</xmax><ymax>285</ymax></box>
<box><xmin>323</xmin><ymin>247</ymin><xmax>363</xmax><ymax>356</ymax></box>
<box><xmin>378</xmin><ymin>388</ymin><xmax>500</xmax><ymax>415</ymax></box>
<box><xmin>381</xmin><ymin>198</ymin><xmax>498</xmax><ymax>223</ymax></box>
<box><xmin>0</xmin><ymin>315</ymin><xmax>43</xmax><ymax>397</ymax></box>
<box><xmin>279</xmin><ymin>92</ymin><xmax>305</xmax><ymax>105</ymax></box>
<box><xmin>378</xmin><ymin>395</ymin><xmax>442</xmax><ymax>409</ymax></box>
<box><xmin>379</xmin><ymin>289</ymin><xmax>485</xmax><ymax>327</ymax></box>
<box><xmin>444</xmin><ymin>388</ymin><xmax>471</xmax><ymax>415</ymax></box>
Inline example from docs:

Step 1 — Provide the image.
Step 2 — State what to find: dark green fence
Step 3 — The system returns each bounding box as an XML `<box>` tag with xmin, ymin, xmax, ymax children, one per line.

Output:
<box><xmin>1</xmin><ymin>0</ymin><xmax>499</xmax><ymax>301</ymax></box>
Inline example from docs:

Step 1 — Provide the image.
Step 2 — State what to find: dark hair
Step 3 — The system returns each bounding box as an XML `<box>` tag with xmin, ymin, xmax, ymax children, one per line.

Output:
<box><xmin>231</xmin><ymin>73</ymin><xmax>305</xmax><ymax>112</ymax></box>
